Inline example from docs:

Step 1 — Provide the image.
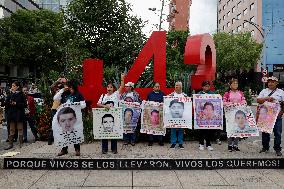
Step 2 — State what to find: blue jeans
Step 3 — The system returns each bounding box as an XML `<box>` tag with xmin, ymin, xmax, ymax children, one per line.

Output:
<box><xmin>102</xmin><ymin>139</ymin><xmax>117</xmax><ymax>152</ymax></box>
<box><xmin>170</xmin><ymin>128</ymin><xmax>183</xmax><ymax>145</ymax></box>
<box><xmin>23</xmin><ymin>116</ymin><xmax>38</xmax><ymax>140</ymax></box>
<box><xmin>123</xmin><ymin>133</ymin><xmax>136</xmax><ymax>143</ymax></box>
<box><xmin>262</xmin><ymin>118</ymin><xmax>282</xmax><ymax>151</ymax></box>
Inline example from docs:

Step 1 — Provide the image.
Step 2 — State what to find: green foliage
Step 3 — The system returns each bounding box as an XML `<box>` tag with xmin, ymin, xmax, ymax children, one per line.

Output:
<box><xmin>65</xmin><ymin>0</ymin><xmax>146</xmax><ymax>77</ymax></box>
<box><xmin>82</xmin><ymin>110</ymin><xmax>95</xmax><ymax>143</ymax></box>
<box><xmin>166</xmin><ymin>30</ymin><xmax>195</xmax><ymax>89</ymax></box>
<box><xmin>213</xmin><ymin>32</ymin><xmax>263</xmax><ymax>75</ymax></box>
<box><xmin>0</xmin><ymin>10</ymin><xmax>67</xmax><ymax>73</ymax></box>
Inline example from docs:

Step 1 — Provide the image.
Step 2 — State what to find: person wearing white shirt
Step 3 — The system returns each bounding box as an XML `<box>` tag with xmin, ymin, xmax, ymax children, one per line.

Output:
<box><xmin>257</xmin><ymin>76</ymin><xmax>284</xmax><ymax>156</ymax></box>
<box><xmin>97</xmin><ymin>73</ymin><xmax>125</xmax><ymax>154</ymax></box>
<box><xmin>169</xmin><ymin>81</ymin><xmax>187</xmax><ymax>149</ymax></box>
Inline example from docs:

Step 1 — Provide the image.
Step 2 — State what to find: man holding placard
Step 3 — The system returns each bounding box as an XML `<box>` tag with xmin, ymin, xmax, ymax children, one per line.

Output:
<box><xmin>257</xmin><ymin>76</ymin><xmax>284</xmax><ymax>156</ymax></box>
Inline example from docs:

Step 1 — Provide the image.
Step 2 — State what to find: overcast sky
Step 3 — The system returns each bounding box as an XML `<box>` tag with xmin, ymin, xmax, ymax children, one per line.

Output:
<box><xmin>189</xmin><ymin>0</ymin><xmax>218</xmax><ymax>35</ymax></box>
<box><xmin>126</xmin><ymin>0</ymin><xmax>217</xmax><ymax>36</ymax></box>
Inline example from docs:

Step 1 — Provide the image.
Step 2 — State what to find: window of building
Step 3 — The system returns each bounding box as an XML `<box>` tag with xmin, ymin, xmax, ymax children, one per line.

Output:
<box><xmin>227</xmin><ymin>22</ymin><xmax>231</xmax><ymax>27</ymax></box>
<box><xmin>250</xmin><ymin>16</ymin><xmax>255</xmax><ymax>22</ymax></box>
<box><xmin>250</xmin><ymin>3</ymin><xmax>255</xmax><ymax>10</ymax></box>
<box><xmin>227</xmin><ymin>0</ymin><xmax>230</xmax><ymax>5</ymax></box>
<box><xmin>219</xmin><ymin>9</ymin><xmax>221</xmax><ymax>14</ymax></box>
<box><xmin>243</xmin><ymin>22</ymin><xmax>248</xmax><ymax>28</ymax></box>
<box><xmin>237</xmin><ymin>25</ymin><xmax>241</xmax><ymax>32</ymax></box>
<box><xmin>223</xmin><ymin>15</ymin><xmax>226</xmax><ymax>20</ymax></box>
<box><xmin>251</xmin><ymin>30</ymin><xmax>255</xmax><ymax>36</ymax></box>
<box><xmin>243</xmin><ymin>8</ymin><xmax>248</xmax><ymax>15</ymax></box>
<box><xmin>237</xmin><ymin>1</ymin><xmax>241</xmax><ymax>7</ymax></box>
<box><xmin>227</xmin><ymin>11</ymin><xmax>231</xmax><ymax>16</ymax></box>
<box><xmin>232</xmin><ymin>18</ymin><xmax>236</xmax><ymax>24</ymax></box>
<box><xmin>223</xmin><ymin>25</ymin><xmax>225</xmax><ymax>30</ymax></box>
<box><xmin>223</xmin><ymin>5</ymin><xmax>226</xmax><ymax>10</ymax></box>
<box><xmin>219</xmin><ymin>19</ymin><xmax>221</xmax><ymax>24</ymax></box>
<box><xmin>237</xmin><ymin>13</ymin><xmax>241</xmax><ymax>19</ymax></box>
<box><xmin>232</xmin><ymin>6</ymin><xmax>236</xmax><ymax>13</ymax></box>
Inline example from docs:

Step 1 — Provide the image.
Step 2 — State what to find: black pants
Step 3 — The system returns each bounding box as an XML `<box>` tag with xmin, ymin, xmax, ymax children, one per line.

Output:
<box><xmin>61</xmin><ymin>144</ymin><xmax>80</xmax><ymax>152</ymax></box>
<box><xmin>199</xmin><ymin>130</ymin><xmax>212</xmax><ymax>147</ymax></box>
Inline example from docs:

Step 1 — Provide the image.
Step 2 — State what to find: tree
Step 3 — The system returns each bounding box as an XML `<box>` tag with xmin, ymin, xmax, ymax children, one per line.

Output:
<box><xmin>213</xmin><ymin>32</ymin><xmax>263</xmax><ymax>76</ymax></box>
<box><xmin>0</xmin><ymin>9</ymin><xmax>70</xmax><ymax>75</ymax></box>
<box><xmin>65</xmin><ymin>0</ymin><xmax>146</xmax><ymax>77</ymax></box>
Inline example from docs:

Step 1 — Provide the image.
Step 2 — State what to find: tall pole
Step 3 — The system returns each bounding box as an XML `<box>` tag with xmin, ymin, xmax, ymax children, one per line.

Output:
<box><xmin>158</xmin><ymin>0</ymin><xmax>165</xmax><ymax>31</ymax></box>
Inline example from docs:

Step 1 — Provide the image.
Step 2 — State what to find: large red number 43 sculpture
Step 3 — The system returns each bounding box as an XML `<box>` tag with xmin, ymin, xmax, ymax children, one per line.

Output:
<box><xmin>79</xmin><ymin>31</ymin><xmax>216</xmax><ymax>107</ymax></box>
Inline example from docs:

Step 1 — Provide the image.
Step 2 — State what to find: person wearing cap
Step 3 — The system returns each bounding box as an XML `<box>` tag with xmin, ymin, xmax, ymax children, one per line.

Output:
<box><xmin>196</xmin><ymin>80</ymin><xmax>216</xmax><ymax>151</ymax></box>
<box><xmin>121</xmin><ymin>81</ymin><xmax>141</xmax><ymax>146</ymax></box>
<box><xmin>169</xmin><ymin>81</ymin><xmax>187</xmax><ymax>149</ymax></box>
<box><xmin>257</xmin><ymin>76</ymin><xmax>284</xmax><ymax>156</ymax></box>
<box><xmin>146</xmin><ymin>82</ymin><xmax>165</xmax><ymax>146</ymax></box>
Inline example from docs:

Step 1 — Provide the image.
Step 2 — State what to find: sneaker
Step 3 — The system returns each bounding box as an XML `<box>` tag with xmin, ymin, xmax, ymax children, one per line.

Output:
<box><xmin>276</xmin><ymin>151</ymin><xmax>282</xmax><ymax>156</ymax></box>
<box><xmin>199</xmin><ymin>144</ymin><xmax>205</xmax><ymax>151</ymax></box>
<box><xmin>207</xmin><ymin>146</ymin><xmax>213</xmax><ymax>151</ymax></box>
<box><xmin>259</xmin><ymin>148</ymin><xmax>269</xmax><ymax>153</ymax></box>
<box><xmin>179</xmin><ymin>144</ymin><xmax>184</xmax><ymax>149</ymax></box>
<box><xmin>57</xmin><ymin>150</ymin><xmax>68</xmax><ymax>156</ymax></box>
<box><xmin>148</xmin><ymin>142</ymin><xmax>153</xmax><ymax>146</ymax></box>
<box><xmin>158</xmin><ymin>142</ymin><xmax>164</xmax><ymax>146</ymax></box>
<box><xmin>216</xmin><ymin>139</ymin><xmax>222</xmax><ymax>145</ymax></box>
<box><xmin>130</xmin><ymin>142</ymin><xmax>135</xmax><ymax>146</ymax></box>
<box><xmin>233</xmin><ymin>146</ymin><xmax>240</xmax><ymax>151</ymax></box>
<box><xmin>170</xmin><ymin>144</ymin><xmax>176</xmax><ymax>148</ymax></box>
<box><xmin>228</xmin><ymin>146</ymin><xmax>233</xmax><ymax>152</ymax></box>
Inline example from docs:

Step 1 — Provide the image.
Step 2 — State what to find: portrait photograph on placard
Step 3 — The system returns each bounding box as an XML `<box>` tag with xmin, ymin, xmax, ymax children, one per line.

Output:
<box><xmin>163</xmin><ymin>96</ymin><xmax>192</xmax><ymax>128</ymax></box>
<box><xmin>119</xmin><ymin>101</ymin><xmax>141</xmax><ymax>133</ymax></box>
<box><xmin>256</xmin><ymin>101</ymin><xmax>280</xmax><ymax>133</ymax></box>
<box><xmin>224</xmin><ymin>104</ymin><xmax>259</xmax><ymax>137</ymax></box>
<box><xmin>52</xmin><ymin>103</ymin><xmax>84</xmax><ymax>148</ymax></box>
<box><xmin>193</xmin><ymin>94</ymin><xmax>223</xmax><ymax>129</ymax></box>
<box><xmin>141</xmin><ymin>101</ymin><xmax>165</xmax><ymax>136</ymax></box>
<box><xmin>92</xmin><ymin>108</ymin><xmax>123</xmax><ymax>139</ymax></box>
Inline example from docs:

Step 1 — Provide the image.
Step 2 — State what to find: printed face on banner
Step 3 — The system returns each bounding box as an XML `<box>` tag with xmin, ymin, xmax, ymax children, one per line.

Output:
<box><xmin>52</xmin><ymin>103</ymin><xmax>84</xmax><ymax>148</ymax></box>
<box><xmin>256</xmin><ymin>102</ymin><xmax>280</xmax><ymax>133</ymax></box>
<box><xmin>163</xmin><ymin>96</ymin><xmax>192</xmax><ymax>128</ymax></box>
<box><xmin>120</xmin><ymin>101</ymin><xmax>141</xmax><ymax>133</ymax></box>
<box><xmin>141</xmin><ymin>101</ymin><xmax>165</xmax><ymax>135</ymax></box>
<box><xmin>224</xmin><ymin>104</ymin><xmax>259</xmax><ymax>137</ymax></box>
<box><xmin>92</xmin><ymin>108</ymin><xmax>123</xmax><ymax>139</ymax></box>
<box><xmin>193</xmin><ymin>94</ymin><xmax>223</xmax><ymax>129</ymax></box>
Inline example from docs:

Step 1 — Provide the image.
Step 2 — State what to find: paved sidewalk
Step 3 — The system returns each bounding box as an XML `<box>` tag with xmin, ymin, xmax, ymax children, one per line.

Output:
<box><xmin>0</xmin><ymin>139</ymin><xmax>284</xmax><ymax>189</ymax></box>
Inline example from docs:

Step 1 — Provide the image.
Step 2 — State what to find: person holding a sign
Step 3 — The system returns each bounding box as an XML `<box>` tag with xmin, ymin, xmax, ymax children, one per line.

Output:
<box><xmin>169</xmin><ymin>81</ymin><xmax>187</xmax><ymax>149</ymax></box>
<box><xmin>197</xmin><ymin>81</ymin><xmax>216</xmax><ymax>151</ymax></box>
<box><xmin>121</xmin><ymin>81</ymin><xmax>141</xmax><ymax>146</ymax></box>
<box><xmin>54</xmin><ymin>80</ymin><xmax>86</xmax><ymax>156</ymax></box>
<box><xmin>223</xmin><ymin>78</ymin><xmax>246</xmax><ymax>152</ymax></box>
<box><xmin>257</xmin><ymin>76</ymin><xmax>284</xmax><ymax>156</ymax></box>
<box><xmin>97</xmin><ymin>73</ymin><xmax>125</xmax><ymax>154</ymax></box>
<box><xmin>147</xmin><ymin>82</ymin><xmax>165</xmax><ymax>146</ymax></box>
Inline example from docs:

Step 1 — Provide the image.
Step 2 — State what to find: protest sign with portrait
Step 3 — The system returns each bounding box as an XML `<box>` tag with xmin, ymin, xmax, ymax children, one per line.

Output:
<box><xmin>163</xmin><ymin>96</ymin><xmax>192</xmax><ymax>128</ymax></box>
<box><xmin>224</xmin><ymin>104</ymin><xmax>259</xmax><ymax>137</ymax></box>
<box><xmin>141</xmin><ymin>100</ymin><xmax>165</xmax><ymax>135</ymax></box>
<box><xmin>256</xmin><ymin>101</ymin><xmax>280</xmax><ymax>133</ymax></box>
<box><xmin>193</xmin><ymin>94</ymin><xmax>223</xmax><ymax>129</ymax></box>
<box><xmin>92</xmin><ymin>108</ymin><xmax>123</xmax><ymax>139</ymax></box>
<box><xmin>52</xmin><ymin>103</ymin><xmax>84</xmax><ymax>148</ymax></box>
<box><xmin>119</xmin><ymin>101</ymin><xmax>141</xmax><ymax>133</ymax></box>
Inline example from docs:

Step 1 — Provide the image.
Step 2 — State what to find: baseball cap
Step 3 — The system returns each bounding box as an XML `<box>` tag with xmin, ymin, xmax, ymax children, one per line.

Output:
<box><xmin>267</xmin><ymin>76</ymin><xmax>278</xmax><ymax>82</ymax></box>
<box><xmin>125</xmin><ymin>82</ymin><xmax>134</xmax><ymax>88</ymax></box>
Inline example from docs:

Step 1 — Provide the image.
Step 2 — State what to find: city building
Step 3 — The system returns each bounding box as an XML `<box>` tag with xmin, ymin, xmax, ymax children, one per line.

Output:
<box><xmin>168</xmin><ymin>0</ymin><xmax>191</xmax><ymax>31</ymax></box>
<box><xmin>218</xmin><ymin>0</ymin><xmax>284</xmax><ymax>79</ymax></box>
<box><xmin>0</xmin><ymin>0</ymin><xmax>70</xmax><ymax>86</ymax></box>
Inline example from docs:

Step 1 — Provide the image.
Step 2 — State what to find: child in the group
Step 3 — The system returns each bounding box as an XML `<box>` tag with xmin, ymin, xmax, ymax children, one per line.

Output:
<box><xmin>223</xmin><ymin>78</ymin><xmax>246</xmax><ymax>152</ymax></box>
